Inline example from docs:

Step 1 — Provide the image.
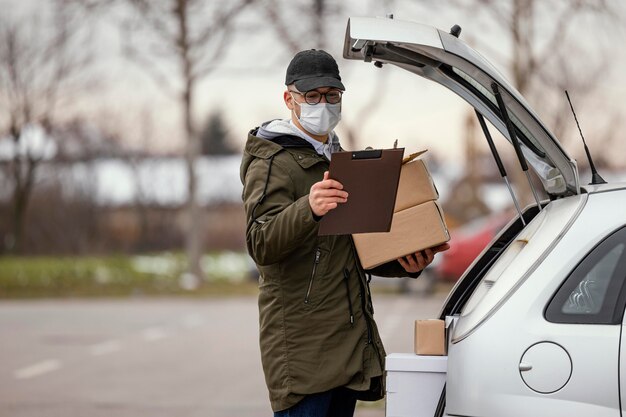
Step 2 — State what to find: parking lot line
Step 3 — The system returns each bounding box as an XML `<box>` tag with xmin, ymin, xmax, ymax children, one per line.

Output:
<box><xmin>181</xmin><ymin>313</ymin><xmax>205</xmax><ymax>328</ymax></box>
<box><xmin>142</xmin><ymin>327</ymin><xmax>169</xmax><ymax>342</ymax></box>
<box><xmin>14</xmin><ymin>359</ymin><xmax>62</xmax><ymax>380</ymax></box>
<box><xmin>90</xmin><ymin>339</ymin><xmax>122</xmax><ymax>356</ymax></box>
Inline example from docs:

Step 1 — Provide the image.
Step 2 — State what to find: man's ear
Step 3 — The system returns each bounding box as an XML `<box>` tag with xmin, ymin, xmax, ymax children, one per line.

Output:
<box><xmin>283</xmin><ymin>90</ymin><xmax>294</xmax><ymax>110</ymax></box>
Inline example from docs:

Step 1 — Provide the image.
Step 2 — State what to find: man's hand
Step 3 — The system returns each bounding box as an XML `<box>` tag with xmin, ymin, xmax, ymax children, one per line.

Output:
<box><xmin>397</xmin><ymin>243</ymin><xmax>451</xmax><ymax>274</ymax></box>
<box><xmin>309</xmin><ymin>171</ymin><xmax>348</xmax><ymax>217</ymax></box>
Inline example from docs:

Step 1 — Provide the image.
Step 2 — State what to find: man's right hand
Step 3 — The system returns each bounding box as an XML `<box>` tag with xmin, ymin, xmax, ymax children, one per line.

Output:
<box><xmin>309</xmin><ymin>171</ymin><xmax>348</xmax><ymax>217</ymax></box>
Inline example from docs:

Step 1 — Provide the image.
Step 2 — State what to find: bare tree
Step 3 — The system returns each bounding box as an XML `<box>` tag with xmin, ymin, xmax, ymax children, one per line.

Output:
<box><xmin>109</xmin><ymin>0</ymin><xmax>255</xmax><ymax>282</ymax></box>
<box><xmin>261</xmin><ymin>0</ymin><xmax>341</xmax><ymax>53</ymax></box>
<box><xmin>453</xmin><ymin>0</ymin><xmax>618</xmax><ymax>141</ymax></box>
<box><xmin>0</xmin><ymin>2</ymin><xmax>94</xmax><ymax>253</ymax></box>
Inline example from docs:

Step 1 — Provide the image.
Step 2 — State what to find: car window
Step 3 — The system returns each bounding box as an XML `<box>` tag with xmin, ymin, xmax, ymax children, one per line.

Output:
<box><xmin>546</xmin><ymin>226</ymin><xmax>626</xmax><ymax>324</ymax></box>
<box><xmin>449</xmin><ymin>66</ymin><xmax>544</xmax><ymax>157</ymax></box>
<box><xmin>561</xmin><ymin>244</ymin><xmax>624</xmax><ymax>315</ymax></box>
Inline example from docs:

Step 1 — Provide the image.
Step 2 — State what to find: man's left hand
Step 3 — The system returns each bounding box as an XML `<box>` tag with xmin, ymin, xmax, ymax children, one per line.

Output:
<box><xmin>397</xmin><ymin>243</ymin><xmax>451</xmax><ymax>273</ymax></box>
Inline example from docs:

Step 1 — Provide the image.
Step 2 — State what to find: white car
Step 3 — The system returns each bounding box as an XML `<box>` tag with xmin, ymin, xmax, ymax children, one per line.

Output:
<box><xmin>344</xmin><ymin>16</ymin><xmax>626</xmax><ymax>417</ymax></box>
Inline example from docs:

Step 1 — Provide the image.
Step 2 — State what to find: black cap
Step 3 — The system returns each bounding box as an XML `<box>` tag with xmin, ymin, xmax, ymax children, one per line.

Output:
<box><xmin>285</xmin><ymin>49</ymin><xmax>345</xmax><ymax>92</ymax></box>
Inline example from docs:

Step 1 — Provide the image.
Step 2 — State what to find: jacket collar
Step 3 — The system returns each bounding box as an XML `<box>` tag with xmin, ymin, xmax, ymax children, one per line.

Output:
<box><xmin>245</xmin><ymin>129</ymin><xmax>315</xmax><ymax>159</ymax></box>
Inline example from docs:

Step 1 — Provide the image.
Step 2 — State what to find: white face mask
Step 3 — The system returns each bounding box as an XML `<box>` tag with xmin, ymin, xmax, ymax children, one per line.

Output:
<box><xmin>292</xmin><ymin>97</ymin><xmax>342</xmax><ymax>136</ymax></box>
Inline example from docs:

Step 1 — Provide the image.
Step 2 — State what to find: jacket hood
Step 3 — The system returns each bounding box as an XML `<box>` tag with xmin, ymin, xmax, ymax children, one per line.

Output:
<box><xmin>257</xmin><ymin>119</ymin><xmax>303</xmax><ymax>140</ymax></box>
<box><xmin>240</xmin><ymin>122</ymin><xmax>315</xmax><ymax>184</ymax></box>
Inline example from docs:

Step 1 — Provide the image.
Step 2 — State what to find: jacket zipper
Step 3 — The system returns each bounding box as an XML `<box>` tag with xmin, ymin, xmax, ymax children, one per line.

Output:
<box><xmin>304</xmin><ymin>247</ymin><xmax>321</xmax><ymax>304</ymax></box>
<box><xmin>343</xmin><ymin>269</ymin><xmax>355</xmax><ymax>326</ymax></box>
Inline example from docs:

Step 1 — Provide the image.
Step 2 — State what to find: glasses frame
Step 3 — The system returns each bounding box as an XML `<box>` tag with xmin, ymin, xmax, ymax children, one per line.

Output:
<box><xmin>289</xmin><ymin>89</ymin><xmax>343</xmax><ymax>105</ymax></box>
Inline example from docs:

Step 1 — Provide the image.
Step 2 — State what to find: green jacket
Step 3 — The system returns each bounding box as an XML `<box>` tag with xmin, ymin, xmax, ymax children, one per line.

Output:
<box><xmin>240</xmin><ymin>129</ymin><xmax>417</xmax><ymax>412</ymax></box>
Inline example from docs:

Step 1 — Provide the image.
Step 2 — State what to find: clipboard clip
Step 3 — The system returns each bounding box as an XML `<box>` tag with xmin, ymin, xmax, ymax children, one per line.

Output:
<box><xmin>352</xmin><ymin>149</ymin><xmax>382</xmax><ymax>159</ymax></box>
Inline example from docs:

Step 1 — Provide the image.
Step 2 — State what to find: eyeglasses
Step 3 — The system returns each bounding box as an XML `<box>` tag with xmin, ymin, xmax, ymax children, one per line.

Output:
<box><xmin>289</xmin><ymin>89</ymin><xmax>343</xmax><ymax>105</ymax></box>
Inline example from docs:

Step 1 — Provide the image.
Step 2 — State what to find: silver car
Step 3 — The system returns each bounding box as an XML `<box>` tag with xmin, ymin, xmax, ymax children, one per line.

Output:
<box><xmin>344</xmin><ymin>16</ymin><xmax>626</xmax><ymax>417</ymax></box>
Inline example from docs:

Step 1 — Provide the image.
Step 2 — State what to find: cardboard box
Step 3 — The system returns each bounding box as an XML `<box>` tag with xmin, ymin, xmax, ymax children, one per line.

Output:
<box><xmin>352</xmin><ymin>152</ymin><xmax>449</xmax><ymax>270</ymax></box>
<box><xmin>353</xmin><ymin>200</ymin><xmax>449</xmax><ymax>269</ymax></box>
<box><xmin>394</xmin><ymin>159</ymin><xmax>438</xmax><ymax>212</ymax></box>
<box><xmin>386</xmin><ymin>353</ymin><xmax>447</xmax><ymax>417</ymax></box>
<box><xmin>414</xmin><ymin>319</ymin><xmax>446</xmax><ymax>356</ymax></box>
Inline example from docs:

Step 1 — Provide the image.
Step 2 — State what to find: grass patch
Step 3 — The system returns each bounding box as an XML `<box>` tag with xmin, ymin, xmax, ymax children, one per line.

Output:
<box><xmin>0</xmin><ymin>252</ymin><xmax>258</xmax><ymax>298</ymax></box>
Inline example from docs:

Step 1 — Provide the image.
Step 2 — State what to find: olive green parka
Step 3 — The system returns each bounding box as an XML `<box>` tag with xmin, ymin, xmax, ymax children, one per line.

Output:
<box><xmin>240</xmin><ymin>128</ymin><xmax>417</xmax><ymax>412</ymax></box>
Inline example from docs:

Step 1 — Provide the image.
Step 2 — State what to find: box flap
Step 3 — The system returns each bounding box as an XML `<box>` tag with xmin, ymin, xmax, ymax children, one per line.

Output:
<box><xmin>395</xmin><ymin>159</ymin><xmax>438</xmax><ymax>212</ymax></box>
<box><xmin>402</xmin><ymin>149</ymin><xmax>428</xmax><ymax>164</ymax></box>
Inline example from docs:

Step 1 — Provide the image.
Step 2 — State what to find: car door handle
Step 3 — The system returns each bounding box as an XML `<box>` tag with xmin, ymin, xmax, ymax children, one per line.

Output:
<box><xmin>519</xmin><ymin>362</ymin><xmax>533</xmax><ymax>372</ymax></box>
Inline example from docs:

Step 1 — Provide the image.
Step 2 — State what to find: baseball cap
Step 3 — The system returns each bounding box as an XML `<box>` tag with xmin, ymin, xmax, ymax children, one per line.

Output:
<box><xmin>285</xmin><ymin>49</ymin><xmax>345</xmax><ymax>92</ymax></box>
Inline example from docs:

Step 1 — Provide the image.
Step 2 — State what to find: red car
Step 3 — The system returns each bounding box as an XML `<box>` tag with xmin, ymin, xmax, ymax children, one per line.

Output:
<box><xmin>436</xmin><ymin>213</ymin><xmax>511</xmax><ymax>282</ymax></box>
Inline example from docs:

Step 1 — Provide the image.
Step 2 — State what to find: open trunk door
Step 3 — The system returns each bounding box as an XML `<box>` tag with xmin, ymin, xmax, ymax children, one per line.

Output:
<box><xmin>344</xmin><ymin>16</ymin><xmax>580</xmax><ymax>197</ymax></box>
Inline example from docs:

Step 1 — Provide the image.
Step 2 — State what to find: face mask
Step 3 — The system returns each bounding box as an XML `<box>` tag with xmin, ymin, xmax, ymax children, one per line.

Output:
<box><xmin>292</xmin><ymin>98</ymin><xmax>341</xmax><ymax>136</ymax></box>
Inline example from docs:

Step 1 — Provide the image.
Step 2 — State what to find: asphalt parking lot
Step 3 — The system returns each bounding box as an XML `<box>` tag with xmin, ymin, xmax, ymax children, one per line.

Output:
<box><xmin>0</xmin><ymin>292</ymin><xmax>446</xmax><ymax>417</ymax></box>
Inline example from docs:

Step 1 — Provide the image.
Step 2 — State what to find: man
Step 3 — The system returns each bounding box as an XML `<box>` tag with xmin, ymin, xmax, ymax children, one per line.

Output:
<box><xmin>240</xmin><ymin>49</ymin><xmax>449</xmax><ymax>417</ymax></box>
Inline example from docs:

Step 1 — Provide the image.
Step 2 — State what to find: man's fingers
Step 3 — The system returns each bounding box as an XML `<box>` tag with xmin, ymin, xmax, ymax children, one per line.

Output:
<box><xmin>423</xmin><ymin>248</ymin><xmax>434</xmax><ymax>264</ymax></box>
<box><xmin>432</xmin><ymin>243</ymin><xmax>451</xmax><ymax>253</ymax></box>
<box><xmin>322</xmin><ymin>197</ymin><xmax>347</xmax><ymax>204</ymax></box>
<box><xmin>406</xmin><ymin>253</ymin><xmax>420</xmax><ymax>270</ymax></box>
<box><xmin>398</xmin><ymin>257</ymin><xmax>410</xmax><ymax>270</ymax></box>
<box><xmin>415</xmin><ymin>252</ymin><xmax>428</xmax><ymax>270</ymax></box>
<box><xmin>398</xmin><ymin>245</ymin><xmax>448</xmax><ymax>273</ymax></box>
<box><xmin>318</xmin><ymin>172</ymin><xmax>342</xmax><ymax>190</ymax></box>
<box><xmin>310</xmin><ymin>185</ymin><xmax>349</xmax><ymax>210</ymax></box>
<box><xmin>320</xmin><ymin>179</ymin><xmax>344</xmax><ymax>190</ymax></box>
<box><xmin>314</xmin><ymin>188</ymin><xmax>348</xmax><ymax>199</ymax></box>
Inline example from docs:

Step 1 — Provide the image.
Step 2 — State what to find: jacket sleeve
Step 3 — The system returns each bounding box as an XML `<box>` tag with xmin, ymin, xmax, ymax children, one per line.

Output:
<box><xmin>365</xmin><ymin>260</ymin><xmax>422</xmax><ymax>279</ymax></box>
<box><xmin>243</xmin><ymin>158</ymin><xmax>318</xmax><ymax>266</ymax></box>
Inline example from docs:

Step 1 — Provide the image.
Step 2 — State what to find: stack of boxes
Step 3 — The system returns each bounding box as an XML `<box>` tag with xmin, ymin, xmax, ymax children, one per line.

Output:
<box><xmin>352</xmin><ymin>150</ymin><xmax>450</xmax><ymax>270</ymax></box>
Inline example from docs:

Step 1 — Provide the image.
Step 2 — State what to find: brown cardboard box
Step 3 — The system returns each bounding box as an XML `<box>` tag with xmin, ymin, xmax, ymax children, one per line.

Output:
<box><xmin>394</xmin><ymin>159</ymin><xmax>438</xmax><ymax>212</ymax></box>
<box><xmin>414</xmin><ymin>319</ymin><xmax>446</xmax><ymax>356</ymax></box>
<box><xmin>353</xmin><ymin>200</ymin><xmax>449</xmax><ymax>269</ymax></box>
<box><xmin>352</xmin><ymin>152</ymin><xmax>449</xmax><ymax>270</ymax></box>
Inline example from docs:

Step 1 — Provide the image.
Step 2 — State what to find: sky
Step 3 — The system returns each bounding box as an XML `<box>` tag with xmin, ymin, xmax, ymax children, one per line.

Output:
<box><xmin>4</xmin><ymin>0</ymin><xmax>626</xmax><ymax>169</ymax></box>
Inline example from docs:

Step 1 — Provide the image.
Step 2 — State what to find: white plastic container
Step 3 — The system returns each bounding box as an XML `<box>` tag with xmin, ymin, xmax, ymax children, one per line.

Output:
<box><xmin>386</xmin><ymin>353</ymin><xmax>447</xmax><ymax>417</ymax></box>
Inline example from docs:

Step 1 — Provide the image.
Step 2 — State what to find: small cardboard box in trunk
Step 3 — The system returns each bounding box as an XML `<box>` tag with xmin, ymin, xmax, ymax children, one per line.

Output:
<box><xmin>414</xmin><ymin>319</ymin><xmax>447</xmax><ymax>356</ymax></box>
<box><xmin>352</xmin><ymin>151</ymin><xmax>449</xmax><ymax>270</ymax></box>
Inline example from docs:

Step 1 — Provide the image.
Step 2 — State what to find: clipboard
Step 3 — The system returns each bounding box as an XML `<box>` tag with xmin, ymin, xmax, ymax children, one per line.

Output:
<box><xmin>318</xmin><ymin>148</ymin><xmax>404</xmax><ymax>236</ymax></box>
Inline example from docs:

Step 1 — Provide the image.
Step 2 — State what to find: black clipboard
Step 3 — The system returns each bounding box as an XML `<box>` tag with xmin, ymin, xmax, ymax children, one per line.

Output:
<box><xmin>318</xmin><ymin>148</ymin><xmax>404</xmax><ymax>236</ymax></box>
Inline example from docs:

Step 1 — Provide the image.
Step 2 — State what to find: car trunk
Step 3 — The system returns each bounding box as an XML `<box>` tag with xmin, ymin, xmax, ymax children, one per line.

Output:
<box><xmin>439</xmin><ymin>205</ymin><xmax>541</xmax><ymax>318</ymax></box>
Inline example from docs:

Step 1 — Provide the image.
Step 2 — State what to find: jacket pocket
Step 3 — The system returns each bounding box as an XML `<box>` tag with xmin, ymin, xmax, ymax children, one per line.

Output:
<box><xmin>304</xmin><ymin>247</ymin><xmax>322</xmax><ymax>305</ymax></box>
<box><xmin>343</xmin><ymin>268</ymin><xmax>355</xmax><ymax>326</ymax></box>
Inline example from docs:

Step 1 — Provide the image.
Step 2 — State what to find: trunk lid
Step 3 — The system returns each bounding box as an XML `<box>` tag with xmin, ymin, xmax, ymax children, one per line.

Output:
<box><xmin>343</xmin><ymin>16</ymin><xmax>580</xmax><ymax>197</ymax></box>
